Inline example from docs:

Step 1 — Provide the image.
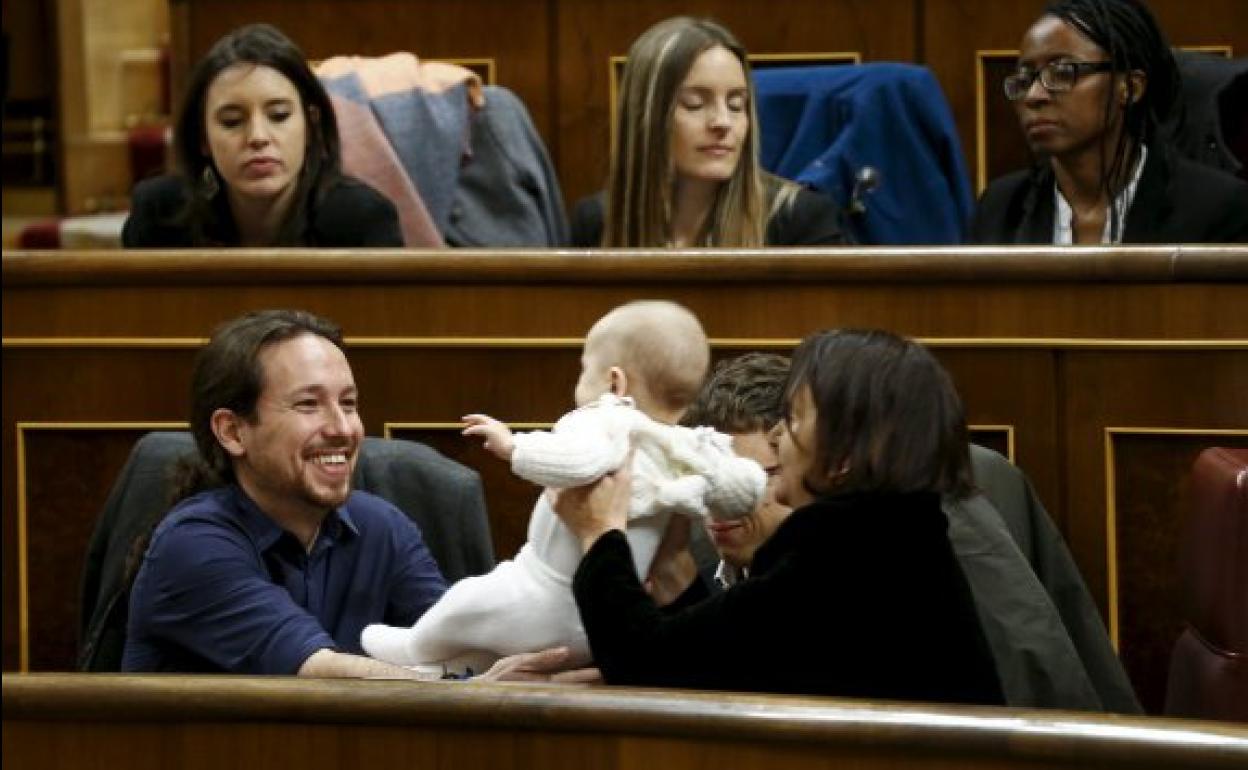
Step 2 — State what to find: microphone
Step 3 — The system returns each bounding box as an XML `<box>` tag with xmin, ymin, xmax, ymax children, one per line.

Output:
<box><xmin>848</xmin><ymin>166</ymin><xmax>880</xmax><ymax>218</ymax></box>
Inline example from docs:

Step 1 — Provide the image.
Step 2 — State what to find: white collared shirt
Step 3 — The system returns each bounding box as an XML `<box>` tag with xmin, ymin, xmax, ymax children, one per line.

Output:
<box><xmin>714</xmin><ymin>560</ymin><xmax>746</xmax><ymax>590</ymax></box>
<box><xmin>1053</xmin><ymin>145</ymin><xmax>1148</xmax><ymax>245</ymax></box>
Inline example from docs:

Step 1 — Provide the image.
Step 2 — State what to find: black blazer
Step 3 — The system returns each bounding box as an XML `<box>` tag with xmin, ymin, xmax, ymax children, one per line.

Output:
<box><xmin>573</xmin><ymin>490</ymin><xmax>1004</xmax><ymax>705</ymax></box>
<box><xmin>971</xmin><ymin>148</ymin><xmax>1248</xmax><ymax>244</ymax></box>
<box><xmin>568</xmin><ymin>183</ymin><xmax>847</xmax><ymax>248</ymax></box>
<box><xmin>122</xmin><ymin>174</ymin><xmax>404</xmax><ymax>247</ymax></box>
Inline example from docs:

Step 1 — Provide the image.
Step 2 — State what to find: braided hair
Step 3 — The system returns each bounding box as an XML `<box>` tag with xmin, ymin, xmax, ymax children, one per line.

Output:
<box><xmin>1041</xmin><ymin>0</ymin><xmax>1181</xmax><ymax>239</ymax></box>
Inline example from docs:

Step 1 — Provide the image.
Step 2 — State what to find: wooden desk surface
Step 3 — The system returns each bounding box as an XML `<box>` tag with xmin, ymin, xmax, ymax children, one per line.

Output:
<box><xmin>5</xmin><ymin>673</ymin><xmax>1248</xmax><ymax>769</ymax></box>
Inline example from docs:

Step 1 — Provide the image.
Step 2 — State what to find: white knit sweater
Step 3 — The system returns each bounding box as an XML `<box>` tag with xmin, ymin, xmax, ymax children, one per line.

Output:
<box><xmin>359</xmin><ymin>394</ymin><xmax>766</xmax><ymax>670</ymax></box>
<box><xmin>517</xmin><ymin>394</ymin><xmax>767</xmax><ymax>578</ymax></box>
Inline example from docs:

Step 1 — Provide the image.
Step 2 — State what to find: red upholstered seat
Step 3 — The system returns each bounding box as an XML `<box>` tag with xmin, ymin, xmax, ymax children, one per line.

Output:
<box><xmin>18</xmin><ymin>218</ymin><xmax>61</xmax><ymax>249</ymax></box>
<box><xmin>1165</xmin><ymin>447</ymin><xmax>1248</xmax><ymax>722</ymax></box>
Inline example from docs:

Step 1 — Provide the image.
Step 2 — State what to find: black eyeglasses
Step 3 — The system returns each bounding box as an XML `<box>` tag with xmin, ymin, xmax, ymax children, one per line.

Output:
<box><xmin>1003</xmin><ymin>61</ymin><xmax>1114</xmax><ymax>101</ymax></box>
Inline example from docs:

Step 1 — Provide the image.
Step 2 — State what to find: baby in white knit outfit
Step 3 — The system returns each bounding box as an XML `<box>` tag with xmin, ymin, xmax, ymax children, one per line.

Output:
<box><xmin>361</xmin><ymin>301</ymin><xmax>767</xmax><ymax>673</ymax></box>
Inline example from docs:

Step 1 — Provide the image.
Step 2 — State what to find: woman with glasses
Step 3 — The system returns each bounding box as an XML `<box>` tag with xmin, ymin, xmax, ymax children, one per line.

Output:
<box><xmin>971</xmin><ymin>0</ymin><xmax>1248</xmax><ymax>244</ymax></box>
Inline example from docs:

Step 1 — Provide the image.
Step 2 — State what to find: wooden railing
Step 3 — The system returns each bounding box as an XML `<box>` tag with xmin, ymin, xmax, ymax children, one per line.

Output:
<box><xmin>5</xmin><ymin>673</ymin><xmax>1248</xmax><ymax>769</ymax></box>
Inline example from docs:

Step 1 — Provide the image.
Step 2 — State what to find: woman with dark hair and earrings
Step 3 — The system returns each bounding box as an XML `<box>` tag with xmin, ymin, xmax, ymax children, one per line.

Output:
<box><xmin>553</xmin><ymin>328</ymin><xmax>1004</xmax><ymax>705</ymax></box>
<box><xmin>123</xmin><ymin>24</ymin><xmax>402</xmax><ymax>247</ymax></box>
<box><xmin>971</xmin><ymin>0</ymin><xmax>1248</xmax><ymax>244</ymax></box>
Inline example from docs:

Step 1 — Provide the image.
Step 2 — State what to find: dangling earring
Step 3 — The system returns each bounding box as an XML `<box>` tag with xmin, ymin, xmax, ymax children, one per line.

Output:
<box><xmin>201</xmin><ymin>165</ymin><xmax>220</xmax><ymax>199</ymax></box>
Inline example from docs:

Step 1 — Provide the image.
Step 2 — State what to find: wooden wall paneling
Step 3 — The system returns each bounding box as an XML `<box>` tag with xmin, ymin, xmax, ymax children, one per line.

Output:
<box><xmin>6</xmin><ymin>249</ymin><xmax>1247</xmax><ymax>674</ymax></box>
<box><xmin>931</xmin><ymin>347</ymin><xmax>1059</xmax><ymax>522</ymax></box>
<box><xmin>0</xmin><ymin>340</ymin><xmax>1195</xmax><ymax>674</ymax></box>
<box><xmin>554</xmin><ymin>0</ymin><xmax>919</xmax><ymax>207</ymax></box>
<box><xmin>1106</xmin><ymin>429</ymin><xmax>1248</xmax><ymax>715</ymax></box>
<box><xmin>975</xmin><ymin>51</ymin><xmax>1031</xmax><ymax>194</ymax></box>
<box><xmin>968</xmin><ymin>428</ymin><xmax>1013</xmax><ymax>461</ymax></box>
<box><xmin>1062</xmin><ymin>350</ymin><xmax>1248</xmax><ymax>713</ymax></box>
<box><xmin>17</xmin><ymin>426</ymin><xmax>184</xmax><ymax>672</ymax></box>
<box><xmin>8</xmin><ymin>265</ymin><xmax>1248</xmax><ymax>341</ymax></box>
<box><xmin>358</xmin><ymin>342</ymin><xmax>581</xmax><ymax>563</ymax></box>
<box><xmin>922</xmin><ymin>0</ymin><xmax>1042</xmax><ymax>196</ymax></box>
<box><xmin>2</xmin><ymin>347</ymin><xmax>198</xmax><ymax>670</ymax></box>
<box><xmin>168</xmin><ymin>0</ymin><xmax>556</xmax><ymax>172</ymax></box>
<box><xmin>1146</xmin><ymin>1</ymin><xmax>1247</xmax><ymax>65</ymax></box>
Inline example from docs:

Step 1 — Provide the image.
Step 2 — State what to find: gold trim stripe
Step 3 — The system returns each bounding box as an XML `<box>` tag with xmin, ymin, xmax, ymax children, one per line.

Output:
<box><xmin>969</xmin><ymin>424</ymin><xmax>1016</xmax><ymax>463</ymax></box>
<box><xmin>6</xmin><ymin>337</ymin><xmax>1248</xmax><ymax>350</ymax></box>
<box><xmin>17</xmin><ymin>422</ymin><xmax>189</xmax><ymax>431</ymax></box>
<box><xmin>16</xmin><ymin>422</ymin><xmax>29</xmax><ymax>672</ymax></box>
<box><xmin>1102</xmin><ymin>426</ymin><xmax>1248</xmax><ymax>651</ymax></box>
<box><xmin>974</xmin><ymin>49</ymin><xmax>1019</xmax><ymax>194</ymax></box>
<box><xmin>15</xmin><ymin>421</ymin><xmax>188</xmax><ymax>672</ymax></box>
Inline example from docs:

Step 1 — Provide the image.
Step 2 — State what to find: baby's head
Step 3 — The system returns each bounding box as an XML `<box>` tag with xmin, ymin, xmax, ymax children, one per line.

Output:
<box><xmin>574</xmin><ymin>300</ymin><xmax>709</xmax><ymax>423</ymax></box>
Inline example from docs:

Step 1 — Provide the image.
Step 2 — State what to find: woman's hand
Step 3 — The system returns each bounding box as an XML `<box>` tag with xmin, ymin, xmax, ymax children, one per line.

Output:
<box><xmin>553</xmin><ymin>454</ymin><xmax>633</xmax><ymax>553</ymax></box>
<box><xmin>644</xmin><ymin>514</ymin><xmax>697</xmax><ymax>606</ymax></box>
<box><xmin>474</xmin><ymin>647</ymin><xmax>602</xmax><ymax>685</ymax></box>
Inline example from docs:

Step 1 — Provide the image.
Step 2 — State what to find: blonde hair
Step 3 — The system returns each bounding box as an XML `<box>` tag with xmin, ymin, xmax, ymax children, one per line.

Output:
<box><xmin>604</xmin><ymin>17</ymin><xmax>797</xmax><ymax>248</ymax></box>
<box><xmin>588</xmin><ymin>300</ymin><xmax>710</xmax><ymax>415</ymax></box>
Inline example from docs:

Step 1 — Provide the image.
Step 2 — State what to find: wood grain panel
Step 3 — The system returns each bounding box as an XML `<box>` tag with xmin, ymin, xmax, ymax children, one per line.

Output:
<box><xmin>18</xmin><ymin>428</ymin><xmax>161</xmax><ymax>672</ymax></box>
<box><xmin>7</xmin><ymin>674</ymin><xmax>1248</xmax><ymax>769</ymax></box>
<box><xmin>1061</xmin><ymin>351</ymin><xmax>1248</xmax><ymax>624</ymax></box>
<box><xmin>5</xmin><ymin>250</ymin><xmax>1248</xmax><ymax>340</ymax></box>
<box><xmin>932</xmin><ymin>348</ymin><xmax>1058</xmax><ymax>522</ymax></box>
<box><xmin>1108</xmin><ymin>431</ymin><xmax>1248</xmax><ymax>715</ymax></box>
<box><xmin>4</xmin><ymin>250</ymin><xmax>1245</xmax><ymax>700</ymax></box>
<box><xmin>169</xmin><ymin>0</ymin><xmax>556</xmax><ymax>158</ymax></box>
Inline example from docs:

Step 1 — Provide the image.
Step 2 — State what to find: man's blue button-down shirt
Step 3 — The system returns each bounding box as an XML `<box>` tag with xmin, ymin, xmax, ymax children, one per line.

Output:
<box><xmin>122</xmin><ymin>485</ymin><xmax>447</xmax><ymax>674</ymax></box>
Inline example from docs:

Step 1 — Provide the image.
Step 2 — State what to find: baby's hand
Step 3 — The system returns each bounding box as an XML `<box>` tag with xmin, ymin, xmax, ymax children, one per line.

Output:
<box><xmin>462</xmin><ymin>414</ymin><xmax>516</xmax><ymax>462</ymax></box>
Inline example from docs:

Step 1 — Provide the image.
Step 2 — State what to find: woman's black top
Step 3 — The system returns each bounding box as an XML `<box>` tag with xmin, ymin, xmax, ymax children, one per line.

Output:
<box><xmin>122</xmin><ymin>174</ymin><xmax>404</xmax><ymax>247</ymax></box>
<box><xmin>568</xmin><ymin>184</ymin><xmax>847</xmax><ymax>248</ymax></box>
<box><xmin>971</xmin><ymin>148</ymin><xmax>1248</xmax><ymax>244</ymax></box>
<box><xmin>572</xmin><ymin>490</ymin><xmax>1005</xmax><ymax>705</ymax></box>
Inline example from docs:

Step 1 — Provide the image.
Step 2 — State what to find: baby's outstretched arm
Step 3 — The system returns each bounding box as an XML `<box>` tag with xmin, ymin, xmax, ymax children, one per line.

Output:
<box><xmin>462</xmin><ymin>414</ymin><xmax>516</xmax><ymax>462</ymax></box>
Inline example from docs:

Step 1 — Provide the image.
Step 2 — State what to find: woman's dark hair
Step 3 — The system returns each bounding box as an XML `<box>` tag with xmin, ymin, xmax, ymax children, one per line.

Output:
<box><xmin>1041</xmin><ymin>0</ymin><xmax>1181</xmax><ymax>239</ymax></box>
<box><xmin>173</xmin><ymin>23</ymin><xmax>342</xmax><ymax>245</ymax></box>
<box><xmin>783</xmin><ymin>329</ymin><xmax>974</xmax><ymax>499</ymax></box>
<box><xmin>174</xmin><ymin>309</ymin><xmax>346</xmax><ymax>501</ymax></box>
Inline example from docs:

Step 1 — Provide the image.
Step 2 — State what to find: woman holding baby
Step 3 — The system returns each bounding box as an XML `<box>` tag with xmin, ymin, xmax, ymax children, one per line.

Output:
<box><xmin>556</xmin><ymin>328</ymin><xmax>1004</xmax><ymax>705</ymax></box>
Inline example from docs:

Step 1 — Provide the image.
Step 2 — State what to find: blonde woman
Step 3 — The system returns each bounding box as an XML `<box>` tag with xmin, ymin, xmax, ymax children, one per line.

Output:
<box><xmin>570</xmin><ymin>17</ymin><xmax>845</xmax><ymax>248</ymax></box>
